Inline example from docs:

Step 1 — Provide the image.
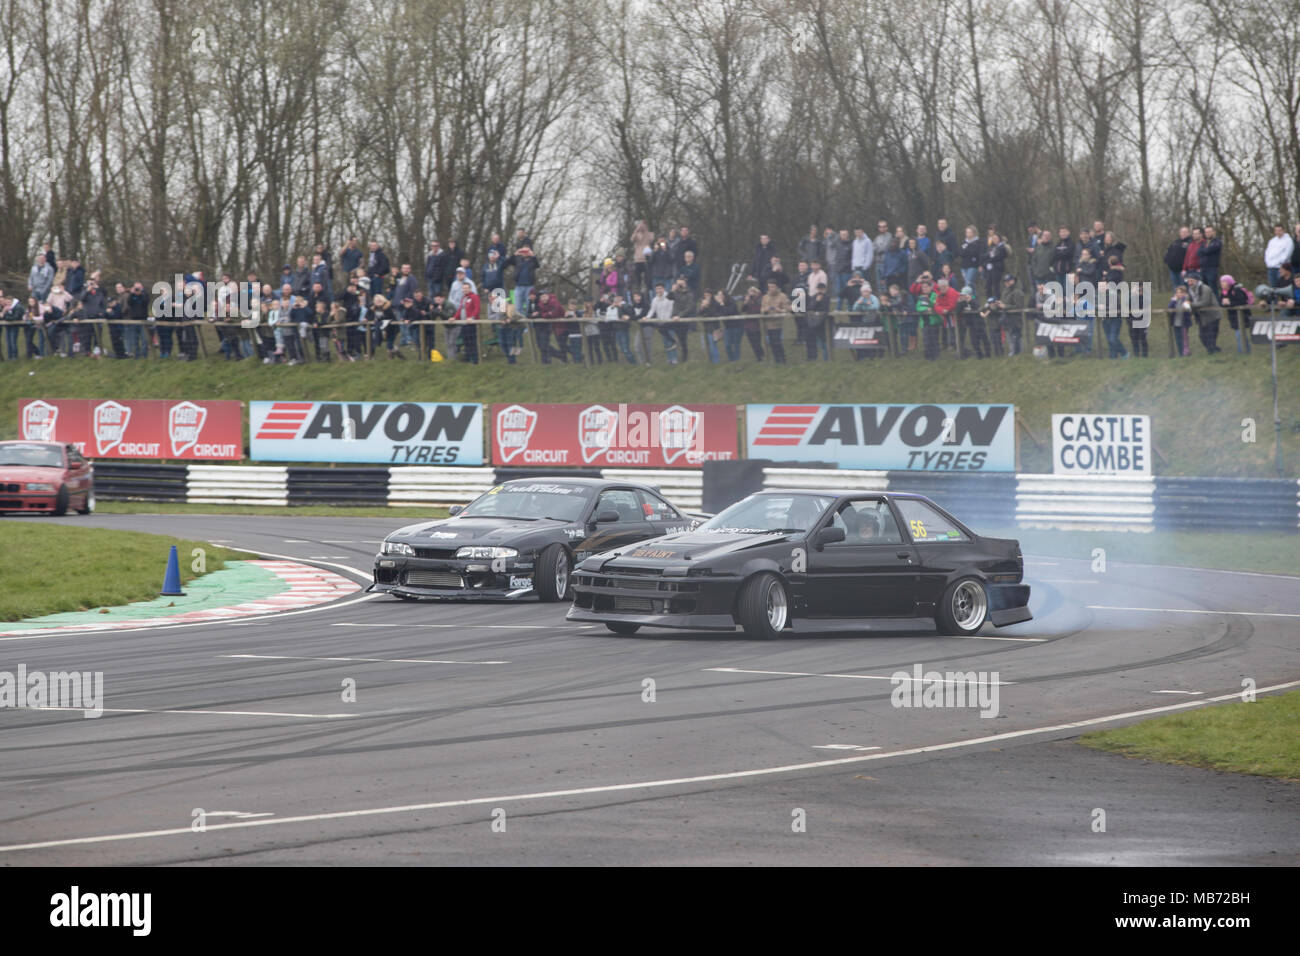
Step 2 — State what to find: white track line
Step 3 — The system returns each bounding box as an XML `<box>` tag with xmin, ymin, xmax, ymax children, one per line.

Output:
<box><xmin>705</xmin><ymin>667</ymin><xmax>1014</xmax><ymax>685</ymax></box>
<box><xmin>331</xmin><ymin>623</ymin><xmax>555</xmax><ymax>630</ymax></box>
<box><xmin>220</xmin><ymin>654</ymin><xmax>510</xmax><ymax>665</ymax></box>
<box><xmin>4</xmin><ymin>679</ymin><xmax>1295</xmax><ymax>855</ymax></box>
<box><xmin>33</xmin><ymin>706</ymin><xmax>352</xmax><ymax>720</ymax></box>
<box><xmin>1088</xmin><ymin>605</ymin><xmax>1300</xmax><ymax>618</ymax></box>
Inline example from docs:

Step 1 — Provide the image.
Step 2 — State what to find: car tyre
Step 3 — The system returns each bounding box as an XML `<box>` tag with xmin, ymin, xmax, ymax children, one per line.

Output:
<box><xmin>52</xmin><ymin>485</ymin><xmax>69</xmax><ymax>516</ymax></box>
<box><xmin>76</xmin><ymin>489</ymin><xmax>94</xmax><ymax>515</ymax></box>
<box><xmin>935</xmin><ymin>577</ymin><xmax>989</xmax><ymax>635</ymax></box>
<box><xmin>535</xmin><ymin>544</ymin><xmax>572</xmax><ymax>602</ymax></box>
<box><xmin>604</xmin><ymin>622</ymin><xmax>640</xmax><ymax>635</ymax></box>
<box><xmin>736</xmin><ymin>572</ymin><xmax>789</xmax><ymax>640</ymax></box>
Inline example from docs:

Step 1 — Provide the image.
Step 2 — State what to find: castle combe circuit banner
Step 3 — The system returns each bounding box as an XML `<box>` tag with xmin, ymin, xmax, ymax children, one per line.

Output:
<box><xmin>18</xmin><ymin>398</ymin><xmax>242</xmax><ymax>460</ymax></box>
<box><xmin>250</xmin><ymin>401</ymin><xmax>484</xmax><ymax>464</ymax></box>
<box><xmin>492</xmin><ymin>403</ymin><xmax>738</xmax><ymax>467</ymax></box>
<box><xmin>745</xmin><ymin>404</ymin><xmax>1016</xmax><ymax>471</ymax></box>
<box><xmin>1051</xmin><ymin>414</ymin><xmax>1152</xmax><ymax>476</ymax></box>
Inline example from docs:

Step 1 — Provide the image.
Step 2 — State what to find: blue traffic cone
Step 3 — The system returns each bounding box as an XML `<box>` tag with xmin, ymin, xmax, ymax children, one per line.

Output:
<box><xmin>161</xmin><ymin>545</ymin><xmax>186</xmax><ymax>596</ymax></box>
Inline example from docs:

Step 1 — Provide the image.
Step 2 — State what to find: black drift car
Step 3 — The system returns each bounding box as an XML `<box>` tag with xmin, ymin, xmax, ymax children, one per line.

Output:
<box><xmin>567</xmin><ymin>490</ymin><xmax>1032</xmax><ymax>638</ymax></box>
<box><xmin>369</xmin><ymin>477</ymin><xmax>700</xmax><ymax>602</ymax></box>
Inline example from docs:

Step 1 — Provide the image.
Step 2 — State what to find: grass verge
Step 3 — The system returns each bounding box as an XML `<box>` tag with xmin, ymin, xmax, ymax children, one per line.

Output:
<box><xmin>1081</xmin><ymin>691</ymin><xmax>1300</xmax><ymax>781</ymax></box>
<box><xmin>0</xmin><ymin>523</ymin><xmax>252</xmax><ymax>621</ymax></box>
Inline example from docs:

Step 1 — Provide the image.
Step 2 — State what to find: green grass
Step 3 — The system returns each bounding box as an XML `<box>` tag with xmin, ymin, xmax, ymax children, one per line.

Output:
<box><xmin>1081</xmin><ymin>691</ymin><xmax>1300</xmax><ymax>781</ymax></box>
<box><xmin>1</xmin><ymin>327</ymin><xmax>1296</xmax><ymax>476</ymax></box>
<box><xmin>0</xmin><ymin>523</ymin><xmax>252</xmax><ymax>621</ymax></box>
<box><xmin>96</xmin><ymin>501</ymin><xmax>448</xmax><ymax>518</ymax></box>
<box><xmin>978</xmin><ymin>527</ymin><xmax>1299</xmax><ymax>576</ymax></box>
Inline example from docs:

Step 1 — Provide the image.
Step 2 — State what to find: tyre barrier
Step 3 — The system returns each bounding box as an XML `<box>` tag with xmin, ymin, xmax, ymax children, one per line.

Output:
<box><xmin>86</xmin><ymin>463</ymin><xmax>1300</xmax><ymax>531</ymax></box>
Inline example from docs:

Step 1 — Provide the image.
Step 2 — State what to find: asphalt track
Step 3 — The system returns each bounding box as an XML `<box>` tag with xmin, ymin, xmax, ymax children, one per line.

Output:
<box><xmin>1</xmin><ymin>513</ymin><xmax>1297</xmax><ymax>865</ymax></box>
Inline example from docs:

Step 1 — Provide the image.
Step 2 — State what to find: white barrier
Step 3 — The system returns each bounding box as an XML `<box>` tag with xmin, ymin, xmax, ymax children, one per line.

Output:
<box><xmin>1015</xmin><ymin>473</ymin><xmax>1155</xmax><ymax>531</ymax></box>
<box><xmin>601</xmin><ymin>468</ymin><xmax>703</xmax><ymax>510</ymax></box>
<box><xmin>387</xmin><ymin>466</ymin><xmax>497</xmax><ymax>506</ymax></box>
<box><xmin>186</xmin><ymin>464</ymin><xmax>289</xmax><ymax>506</ymax></box>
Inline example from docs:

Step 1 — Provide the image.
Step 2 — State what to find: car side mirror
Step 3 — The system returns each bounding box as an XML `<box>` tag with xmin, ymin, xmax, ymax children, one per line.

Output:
<box><xmin>447</xmin><ymin>504</ymin><xmax>463</xmax><ymax>516</ymax></box>
<box><xmin>814</xmin><ymin>526</ymin><xmax>846</xmax><ymax>548</ymax></box>
<box><xmin>596</xmin><ymin>510</ymin><xmax>620</xmax><ymax>523</ymax></box>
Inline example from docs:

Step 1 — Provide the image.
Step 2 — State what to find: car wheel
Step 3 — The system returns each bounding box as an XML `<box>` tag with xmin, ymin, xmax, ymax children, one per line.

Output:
<box><xmin>935</xmin><ymin>577</ymin><xmax>989</xmax><ymax>635</ymax></box>
<box><xmin>52</xmin><ymin>485</ymin><xmax>69</xmax><ymax>516</ymax></box>
<box><xmin>535</xmin><ymin>545</ymin><xmax>572</xmax><ymax>602</ymax></box>
<box><xmin>605</xmin><ymin>622</ymin><xmax>640</xmax><ymax>635</ymax></box>
<box><xmin>736</xmin><ymin>572</ymin><xmax>789</xmax><ymax>640</ymax></box>
<box><xmin>76</xmin><ymin>489</ymin><xmax>94</xmax><ymax>515</ymax></box>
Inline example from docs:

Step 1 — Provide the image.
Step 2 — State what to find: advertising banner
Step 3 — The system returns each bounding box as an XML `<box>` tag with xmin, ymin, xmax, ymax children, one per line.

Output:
<box><xmin>745</xmin><ymin>404</ymin><xmax>1015</xmax><ymax>471</ymax></box>
<box><xmin>491</xmin><ymin>403</ymin><xmax>738</xmax><ymax>467</ymax></box>
<box><xmin>251</xmin><ymin>401</ymin><xmax>483</xmax><ymax>464</ymax></box>
<box><xmin>1250</xmin><ymin>318</ymin><xmax>1300</xmax><ymax>345</ymax></box>
<box><xmin>18</xmin><ymin>399</ymin><xmax>242</xmax><ymax>460</ymax></box>
<box><xmin>1052</xmin><ymin>414</ymin><xmax>1152</xmax><ymax>476</ymax></box>
<box><xmin>832</xmin><ymin>323</ymin><xmax>887</xmax><ymax>349</ymax></box>
<box><xmin>1035</xmin><ymin>319</ymin><xmax>1092</xmax><ymax>346</ymax></box>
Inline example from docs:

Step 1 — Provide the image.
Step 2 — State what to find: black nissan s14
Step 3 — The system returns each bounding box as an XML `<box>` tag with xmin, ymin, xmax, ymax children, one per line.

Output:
<box><xmin>368</xmin><ymin>477</ymin><xmax>701</xmax><ymax>602</ymax></box>
<box><xmin>567</xmin><ymin>490</ymin><xmax>1032</xmax><ymax>638</ymax></box>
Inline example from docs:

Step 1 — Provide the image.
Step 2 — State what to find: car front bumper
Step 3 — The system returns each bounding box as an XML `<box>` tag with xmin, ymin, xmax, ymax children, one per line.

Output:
<box><xmin>566</xmin><ymin>605</ymin><xmax>738</xmax><ymax>631</ymax></box>
<box><xmin>369</xmin><ymin>554</ymin><xmax>536</xmax><ymax>601</ymax></box>
<box><xmin>0</xmin><ymin>492</ymin><xmax>58</xmax><ymax>512</ymax></box>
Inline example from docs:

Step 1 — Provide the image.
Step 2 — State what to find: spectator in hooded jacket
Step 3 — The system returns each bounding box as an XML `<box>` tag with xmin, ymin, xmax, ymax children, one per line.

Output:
<box><xmin>797</xmin><ymin>225</ymin><xmax>821</xmax><ymax>271</ymax></box>
<box><xmin>1265</xmin><ymin>224</ymin><xmax>1294</xmax><ymax>289</ymax></box>
<box><xmin>367</xmin><ymin>242</ymin><xmax>390</xmax><ymax>298</ymax></box>
<box><xmin>848</xmin><ymin>281</ymin><xmax>880</xmax><ymax>361</ymax></box>
<box><xmin>1185</xmin><ymin>272</ymin><xmax>1222</xmax><ymax>354</ymax></box>
<box><xmin>747</xmin><ymin>234</ymin><xmax>778</xmax><ymax>288</ymax></box>
<box><xmin>507</xmin><ymin>246</ymin><xmax>539</xmax><ymax>312</ymax></box>
<box><xmin>1168</xmin><ymin>285</ymin><xmax>1193</xmax><ymax>356</ymax></box>
<box><xmin>851</xmin><ymin>227</ymin><xmax>874</xmax><ymax>278</ymax></box>
<box><xmin>648</xmin><ymin>238</ymin><xmax>675</xmax><ymax>290</ymax></box>
<box><xmin>760</xmin><ymin>279</ymin><xmax>789</xmax><ymax>365</ymax></box>
<box><xmin>28</xmin><ymin>255</ymin><xmax>54</xmax><ymax>303</ymax></box>
<box><xmin>1219</xmin><ymin>274</ymin><xmax>1252</xmax><ymax>354</ymax></box>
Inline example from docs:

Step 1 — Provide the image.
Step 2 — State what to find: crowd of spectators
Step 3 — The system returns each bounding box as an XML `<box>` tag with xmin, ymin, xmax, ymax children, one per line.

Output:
<box><xmin>4</xmin><ymin>218</ymin><xmax>1300</xmax><ymax>365</ymax></box>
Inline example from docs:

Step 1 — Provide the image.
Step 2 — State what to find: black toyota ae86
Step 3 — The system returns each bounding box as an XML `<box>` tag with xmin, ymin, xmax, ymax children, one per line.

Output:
<box><xmin>567</xmin><ymin>490</ymin><xmax>1032</xmax><ymax>639</ymax></box>
<box><xmin>368</xmin><ymin>477</ymin><xmax>701</xmax><ymax>602</ymax></box>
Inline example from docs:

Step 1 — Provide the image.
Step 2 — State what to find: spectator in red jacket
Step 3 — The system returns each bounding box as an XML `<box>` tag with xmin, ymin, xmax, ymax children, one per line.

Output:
<box><xmin>1182</xmin><ymin>227</ymin><xmax>1205</xmax><ymax>279</ymax></box>
<box><xmin>454</xmin><ymin>281</ymin><xmax>480</xmax><ymax>364</ymax></box>
<box><xmin>932</xmin><ymin>278</ymin><xmax>960</xmax><ymax>351</ymax></box>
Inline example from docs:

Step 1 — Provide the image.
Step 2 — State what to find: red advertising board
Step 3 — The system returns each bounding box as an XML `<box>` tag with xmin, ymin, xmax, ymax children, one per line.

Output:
<box><xmin>492</xmin><ymin>403</ymin><xmax>737</xmax><ymax>468</ymax></box>
<box><xmin>18</xmin><ymin>399</ymin><xmax>243</xmax><ymax>460</ymax></box>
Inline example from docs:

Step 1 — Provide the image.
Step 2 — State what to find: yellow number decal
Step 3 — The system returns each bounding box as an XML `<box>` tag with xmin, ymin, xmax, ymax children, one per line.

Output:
<box><xmin>910</xmin><ymin>519</ymin><xmax>927</xmax><ymax>539</ymax></box>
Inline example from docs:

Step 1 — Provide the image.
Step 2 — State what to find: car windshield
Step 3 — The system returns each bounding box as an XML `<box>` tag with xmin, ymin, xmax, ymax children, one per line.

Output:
<box><xmin>460</xmin><ymin>482</ymin><xmax>593</xmax><ymax>522</ymax></box>
<box><xmin>699</xmin><ymin>493</ymin><xmax>834</xmax><ymax>534</ymax></box>
<box><xmin>0</xmin><ymin>444</ymin><xmax>63</xmax><ymax>467</ymax></box>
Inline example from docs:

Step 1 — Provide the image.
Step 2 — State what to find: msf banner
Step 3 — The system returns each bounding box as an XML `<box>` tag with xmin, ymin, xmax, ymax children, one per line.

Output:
<box><xmin>18</xmin><ymin>399</ymin><xmax>242</xmax><ymax>460</ymax></box>
<box><xmin>251</xmin><ymin>401</ymin><xmax>483</xmax><ymax>464</ymax></box>
<box><xmin>746</xmin><ymin>404</ymin><xmax>1015</xmax><ymax>471</ymax></box>
<box><xmin>492</xmin><ymin>403</ymin><xmax>738</xmax><ymax>467</ymax></box>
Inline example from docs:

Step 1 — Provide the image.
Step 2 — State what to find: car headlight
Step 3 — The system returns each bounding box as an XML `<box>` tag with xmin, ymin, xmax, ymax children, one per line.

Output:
<box><xmin>381</xmin><ymin>540</ymin><xmax>415</xmax><ymax>556</ymax></box>
<box><xmin>455</xmin><ymin>546</ymin><xmax>518</xmax><ymax>559</ymax></box>
<box><xmin>24</xmin><ymin>483</ymin><xmax>55</xmax><ymax>492</ymax></box>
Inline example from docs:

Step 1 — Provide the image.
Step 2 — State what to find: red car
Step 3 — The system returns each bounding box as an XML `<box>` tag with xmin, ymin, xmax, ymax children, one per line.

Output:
<box><xmin>0</xmin><ymin>440</ymin><xmax>95</xmax><ymax>515</ymax></box>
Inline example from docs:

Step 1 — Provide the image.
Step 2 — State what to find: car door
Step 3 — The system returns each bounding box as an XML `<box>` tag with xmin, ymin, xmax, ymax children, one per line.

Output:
<box><xmin>578</xmin><ymin>488</ymin><xmax>656</xmax><ymax>557</ymax></box>
<box><xmin>890</xmin><ymin>497</ymin><xmax>980</xmax><ymax>609</ymax></box>
<box><xmin>64</xmin><ymin>445</ymin><xmax>89</xmax><ymax>497</ymax></box>
<box><xmin>805</xmin><ymin>497</ymin><xmax>919</xmax><ymax>617</ymax></box>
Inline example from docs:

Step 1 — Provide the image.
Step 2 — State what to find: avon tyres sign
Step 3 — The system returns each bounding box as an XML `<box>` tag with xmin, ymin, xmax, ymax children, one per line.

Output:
<box><xmin>251</xmin><ymin>401</ymin><xmax>483</xmax><ymax>464</ymax></box>
<box><xmin>18</xmin><ymin>399</ymin><xmax>242</xmax><ymax>460</ymax></box>
<box><xmin>745</xmin><ymin>404</ymin><xmax>1015</xmax><ymax>471</ymax></box>
<box><xmin>491</xmin><ymin>403</ymin><xmax>738</xmax><ymax>467</ymax></box>
<box><xmin>1052</xmin><ymin>414</ymin><xmax>1151</xmax><ymax>476</ymax></box>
